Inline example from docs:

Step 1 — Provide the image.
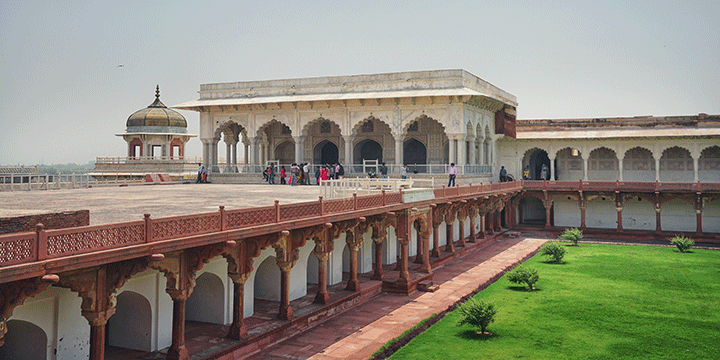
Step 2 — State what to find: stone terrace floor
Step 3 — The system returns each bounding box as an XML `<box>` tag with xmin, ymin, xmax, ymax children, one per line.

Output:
<box><xmin>0</xmin><ymin>183</ymin><xmax>322</xmax><ymax>225</ymax></box>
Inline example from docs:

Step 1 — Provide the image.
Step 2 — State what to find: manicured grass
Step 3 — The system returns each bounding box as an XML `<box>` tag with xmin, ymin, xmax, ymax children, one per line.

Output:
<box><xmin>389</xmin><ymin>243</ymin><xmax>720</xmax><ymax>359</ymax></box>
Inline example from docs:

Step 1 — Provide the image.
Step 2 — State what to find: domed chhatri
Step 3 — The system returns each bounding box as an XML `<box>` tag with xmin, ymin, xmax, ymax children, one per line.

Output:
<box><xmin>126</xmin><ymin>85</ymin><xmax>188</xmax><ymax>132</ymax></box>
<box><xmin>114</xmin><ymin>85</ymin><xmax>196</xmax><ymax>160</ymax></box>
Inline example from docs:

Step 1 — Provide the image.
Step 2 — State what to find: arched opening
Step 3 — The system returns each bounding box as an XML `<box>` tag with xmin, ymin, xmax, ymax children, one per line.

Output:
<box><xmin>129</xmin><ymin>138</ymin><xmax>143</xmax><ymax>158</ymax></box>
<box><xmin>622</xmin><ymin>196</ymin><xmax>655</xmax><ymax>230</ymax></box>
<box><xmin>315</xmin><ymin>140</ymin><xmax>339</xmax><ymax>165</ymax></box>
<box><xmin>186</xmin><ymin>272</ymin><xmax>225</xmax><ymax>324</ymax></box>
<box><xmin>403</xmin><ymin>139</ymin><xmax>427</xmax><ymax>167</ymax></box>
<box><xmin>588</xmin><ymin>147</ymin><xmax>618</xmax><ymax>181</ymax></box>
<box><xmin>274</xmin><ymin>140</ymin><xmax>295</xmax><ymax>165</ymax></box>
<box><xmin>661</xmin><ymin>198</ymin><xmax>696</xmax><ymax>232</ymax></box>
<box><xmin>355</xmin><ymin>139</ymin><xmax>383</xmax><ymax>164</ymax></box>
<box><xmin>703</xmin><ymin>198</ymin><xmax>720</xmax><ymax>233</ymax></box>
<box><xmin>107</xmin><ymin>291</ymin><xmax>152</xmax><ymax>351</ymax></box>
<box><xmin>555</xmin><ymin>148</ymin><xmax>583</xmax><ymax>180</ymax></box>
<box><xmin>523</xmin><ymin>149</ymin><xmax>550</xmax><ymax>180</ymax></box>
<box><xmin>0</xmin><ymin>320</ymin><xmax>47</xmax><ymax>360</ymax></box>
<box><xmin>623</xmin><ymin>147</ymin><xmax>655</xmax><ymax>182</ymax></box>
<box><xmin>254</xmin><ymin>256</ymin><xmax>280</xmax><ymax>301</ymax></box>
<box><xmin>660</xmin><ymin>147</ymin><xmax>693</xmax><ymax>182</ymax></box>
<box><xmin>342</xmin><ymin>243</ymin><xmax>351</xmax><ymax>274</ymax></box>
<box><xmin>585</xmin><ymin>195</ymin><xmax>617</xmax><ymax>229</ymax></box>
<box><xmin>170</xmin><ymin>138</ymin><xmax>183</xmax><ymax>159</ymax></box>
<box><xmin>519</xmin><ymin>196</ymin><xmax>546</xmax><ymax>224</ymax></box>
<box><xmin>306</xmin><ymin>250</ymin><xmax>319</xmax><ymax>285</ymax></box>
<box><xmin>698</xmin><ymin>146</ymin><xmax>720</xmax><ymax>183</ymax></box>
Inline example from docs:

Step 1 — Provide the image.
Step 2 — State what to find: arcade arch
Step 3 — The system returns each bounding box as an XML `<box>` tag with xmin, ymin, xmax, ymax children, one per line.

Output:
<box><xmin>186</xmin><ymin>272</ymin><xmax>225</xmax><ymax>324</ymax></box>
<box><xmin>352</xmin><ymin>117</ymin><xmax>393</xmax><ymax>165</ymax></box>
<box><xmin>522</xmin><ymin>148</ymin><xmax>550</xmax><ymax>180</ymax></box>
<box><xmin>304</xmin><ymin>118</ymin><xmax>343</xmax><ymax>164</ymax></box>
<box><xmin>355</xmin><ymin>139</ymin><xmax>383</xmax><ymax>164</ymax></box>
<box><xmin>0</xmin><ymin>320</ymin><xmax>47</xmax><ymax>360</ymax></box>
<box><xmin>623</xmin><ymin>147</ymin><xmax>655</xmax><ymax>182</ymax></box>
<box><xmin>659</xmin><ymin>146</ymin><xmax>693</xmax><ymax>182</ymax></box>
<box><xmin>275</xmin><ymin>140</ymin><xmax>295</xmax><ymax>165</ymax></box>
<box><xmin>107</xmin><ymin>291</ymin><xmax>152</xmax><ymax>351</ymax></box>
<box><xmin>555</xmin><ymin>147</ymin><xmax>583</xmax><ymax>180</ymax></box>
<box><xmin>316</xmin><ymin>140</ymin><xmax>340</xmax><ymax>165</ymax></box>
<box><xmin>403</xmin><ymin>138</ymin><xmax>427</xmax><ymax>168</ymax></box>
<box><xmin>518</xmin><ymin>195</ymin><xmax>546</xmax><ymax>224</ymax></box>
<box><xmin>698</xmin><ymin>146</ymin><xmax>720</xmax><ymax>182</ymax></box>
<box><xmin>254</xmin><ymin>256</ymin><xmax>281</xmax><ymax>301</ymax></box>
<box><xmin>588</xmin><ymin>147</ymin><xmax>618</xmax><ymax>181</ymax></box>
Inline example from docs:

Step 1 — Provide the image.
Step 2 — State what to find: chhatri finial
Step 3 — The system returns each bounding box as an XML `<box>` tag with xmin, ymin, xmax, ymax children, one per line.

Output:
<box><xmin>155</xmin><ymin>85</ymin><xmax>160</xmax><ymax>99</ymax></box>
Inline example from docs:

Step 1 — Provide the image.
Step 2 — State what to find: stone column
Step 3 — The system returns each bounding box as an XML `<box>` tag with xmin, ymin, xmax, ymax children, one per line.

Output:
<box><xmin>167</xmin><ymin>292</ymin><xmax>190</xmax><ymax>360</ymax></box>
<box><xmin>494</xmin><ymin>210</ymin><xmax>502</xmax><ymax>232</ymax></box>
<box><xmin>618</xmin><ymin>158</ymin><xmax>624</xmax><ymax>181</ymax></box>
<box><xmin>550</xmin><ymin>155</ymin><xmax>556</xmax><ymax>181</ymax></box>
<box><xmin>225</xmin><ymin>142</ymin><xmax>232</xmax><ymax>172</ymax></box>
<box><xmin>418</xmin><ymin>223</ymin><xmax>431</xmax><ymax>273</ymax></box>
<box><xmin>414</xmin><ymin>225</ymin><xmax>424</xmax><ymax>264</ymax></box>
<box><xmin>695</xmin><ymin>194</ymin><xmax>703</xmax><ymax>236</ymax></box>
<box><xmin>372</xmin><ymin>235</ymin><xmax>385</xmax><ymax>280</ymax></box>
<box><xmin>244</xmin><ymin>142</ymin><xmax>249</xmax><ymax>170</ymax></box>
<box><xmin>231</xmin><ymin>142</ymin><xmax>238</xmax><ymax>172</ymax></box>
<box><xmin>449</xmin><ymin>138</ymin><xmax>457</xmax><ymax>164</ymax></box>
<box><xmin>485</xmin><ymin>212</ymin><xmax>494</xmax><ymax>235</ymax></box>
<box><xmin>478</xmin><ymin>138</ymin><xmax>485</xmax><ymax>165</ymax></box>
<box><xmin>459</xmin><ymin>138</ymin><xmax>467</xmax><ymax>165</ymax></box>
<box><xmin>344</xmin><ymin>136</ymin><xmax>354</xmax><ymax>165</ymax></box>
<box><xmin>276</xmin><ymin>259</ymin><xmax>294</xmax><ymax>320</ymax></box>
<box><xmin>294</xmin><ymin>136</ymin><xmax>303</xmax><ymax>164</ymax></box>
<box><xmin>395</xmin><ymin>138</ymin><xmax>403</xmax><ymax>167</ymax></box>
<box><xmin>397</xmin><ymin>239</ymin><xmax>410</xmax><ymax>288</ymax></box>
<box><xmin>693</xmin><ymin>155</ymin><xmax>699</xmax><ymax>182</ymax></box>
<box><xmin>431</xmin><ymin>217</ymin><xmax>441</xmax><ymax>257</ymax></box>
<box><xmin>478</xmin><ymin>214</ymin><xmax>487</xmax><ymax>240</ymax></box>
<box><xmin>457</xmin><ymin>216</ymin><xmax>466</xmax><ymax>247</ymax></box>
<box><xmin>580</xmin><ymin>204</ymin><xmax>587</xmax><ymax>230</ymax></box>
<box><xmin>468</xmin><ymin>138</ymin><xmax>476</xmax><ymax>165</ymax></box>
<box><xmin>227</xmin><ymin>274</ymin><xmax>248</xmax><ymax>339</ymax></box>
<box><xmin>616</xmin><ymin>207</ymin><xmax>624</xmax><ymax>232</ymax></box>
<box><xmin>345</xmin><ymin>230</ymin><xmax>361</xmax><ymax>292</ymax></box>
<box><xmin>468</xmin><ymin>208</ymin><xmax>477</xmax><ymax>243</ymax></box>
<box><xmin>544</xmin><ymin>202</ymin><xmax>553</xmax><ymax>230</ymax></box>
<box><xmin>654</xmin><ymin>157</ymin><xmax>661</xmax><ymax>182</ymax></box>
<box><xmin>211</xmin><ymin>139</ymin><xmax>220</xmax><ymax>172</ymax></box>
<box><xmin>444</xmin><ymin>212</ymin><xmax>456</xmax><ymax>252</ymax></box>
<box><xmin>313</xmin><ymin>249</ymin><xmax>331</xmax><ymax>304</ymax></box>
<box><xmin>654</xmin><ymin>207</ymin><xmax>662</xmax><ymax>234</ymax></box>
<box><xmin>249</xmin><ymin>138</ymin><xmax>257</xmax><ymax>168</ymax></box>
<box><xmin>582</xmin><ymin>155</ymin><xmax>589</xmax><ymax>181</ymax></box>
<box><xmin>259</xmin><ymin>140</ymin><xmax>267</xmax><ymax>165</ymax></box>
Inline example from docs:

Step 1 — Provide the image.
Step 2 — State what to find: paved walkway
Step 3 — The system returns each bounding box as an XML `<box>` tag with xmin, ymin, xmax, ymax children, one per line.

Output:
<box><xmin>246</xmin><ymin>235</ymin><xmax>548</xmax><ymax>360</ymax></box>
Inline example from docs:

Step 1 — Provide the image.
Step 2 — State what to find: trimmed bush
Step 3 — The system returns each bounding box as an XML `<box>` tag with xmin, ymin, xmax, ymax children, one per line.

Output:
<box><xmin>507</xmin><ymin>266</ymin><xmax>539</xmax><ymax>290</ymax></box>
<box><xmin>670</xmin><ymin>235</ymin><xmax>694</xmax><ymax>252</ymax></box>
<box><xmin>559</xmin><ymin>227</ymin><xmax>583</xmax><ymax>246</ymax></box>
<box><xmin>540</xmin><ymin>241</ymin><xmax>566</xmax><ymax>263</ymax></box>
<box><xmin>458</xmin><ymin>298</ymin><xmax>497</xmax><ymax>334</ymax></box>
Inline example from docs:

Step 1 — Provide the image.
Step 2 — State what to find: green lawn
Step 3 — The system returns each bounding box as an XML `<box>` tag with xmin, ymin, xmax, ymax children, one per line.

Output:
<box><xmin>389</xmin><ymin>243</ymin><xmax>720</xmax><ymax>360</ymax></box>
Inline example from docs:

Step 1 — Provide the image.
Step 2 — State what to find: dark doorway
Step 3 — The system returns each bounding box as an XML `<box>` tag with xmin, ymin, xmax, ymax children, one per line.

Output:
<box><xmin>528</xmin><ymin>149</ymin><xmax>550</xmax><ymax>180</ymax></box>
<box><xmin>519</xmin><ymin>197</ymin><xmax>546</xmax><ymax>224</ymax></box>
<box><xmin>355</xmin><ymin>139</ymin><xmax>383</xmax><ymax>163</ymax></box>
<box><xmin>403</xmin><ymin>139</ymin><xmax>427</xmax><ymax>166</ymax></box>
<box><xmin>315</xmin><ymin>140</ymin><xmax>339</xmax><ymax>165</ymax></box>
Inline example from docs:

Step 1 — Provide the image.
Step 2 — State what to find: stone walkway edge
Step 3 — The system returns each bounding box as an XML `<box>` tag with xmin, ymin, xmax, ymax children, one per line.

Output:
<box><xmin>311</xmin><ymin>238</ymin><xmax>546</xmax><ymax>360</ymax></box>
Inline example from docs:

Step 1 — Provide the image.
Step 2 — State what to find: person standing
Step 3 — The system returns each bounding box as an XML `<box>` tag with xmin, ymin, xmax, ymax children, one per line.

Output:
<box><xmin>337</xmin><ymin>162</ymin><xmax>345</xmax><ymax>179</ymax></box>
<box><xmin>268</xmin><ymin>163</ymin><xmax>275</xmax><ymax>184</ymax></box>
<box><xmin>540</xmin><ymin>163</ymin><xmax>549</xmax><ymax>180</ymax></box>
<box><xmin>401</xmin><ymin>164</ymin><xmax>408</xmax><ymax>180</ymax></box>
<box><xmin>448</xmin><ymin>163</ymin><xmax>457</xmax><ymax>187</ymax></box>
<box><xmin>499</xmin><ymin>166</ymin><xmax>507</xmax><ymax>182</ymax></box>
<box><xmin>280</xmin><ymin>166</ymin><xmax>287</xmax><ymax>184</ymax></box>
<box><xmin>379</xmin><ymin>162</ymin><xmax>388</xmax><ymax>179</ymax></box>
<box><xmin>523</xmin><ymin>165</ymin><xmax>530</xmax><ymax>180</ymax></box>
<box><xmin>315</xmin><ymin>165</ymin><xmax>321</xmax><ymax>185</ymax></box>
<box><xmin>196</xmin><ymin>163</ymin><xmax>205</xmax><ymax>184</ymax></box>
<box><xmin>290</xmin><ymin>163</ymin><xmax>298</xmax><ymax>186</ymax></box>
<box><xmin>303</xmin><ymin>163</ymin><xmax>310</xmax><ymax>184</ymax></box>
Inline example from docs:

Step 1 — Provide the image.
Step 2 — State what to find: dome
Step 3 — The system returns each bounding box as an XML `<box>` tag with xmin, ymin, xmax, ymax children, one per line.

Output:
<box><xmin>126</xmin><ymin>86</ymin><xmax>187</xmax><ymax>132</ymax></box>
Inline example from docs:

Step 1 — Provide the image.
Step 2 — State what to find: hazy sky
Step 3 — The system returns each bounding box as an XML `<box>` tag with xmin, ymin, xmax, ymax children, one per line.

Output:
<box><xmin>1</xmin><ymin>0</ymin><xmax>718</xmax><ymax>165</ymax></box>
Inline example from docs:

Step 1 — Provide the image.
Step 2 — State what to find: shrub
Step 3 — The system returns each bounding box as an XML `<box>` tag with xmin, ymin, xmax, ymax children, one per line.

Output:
<box><xmin>507</xmin><ymin>266</ymin><xmax>540</xmax><ymax>290</ymax></box>
<box><xmin>540</xmin><ymin>241</ymin><xmax>566</xmax><ymax>263</ymax></box>
<box><xmin>670</xmin><ymin>235</ymin><xmax>694</xmax><ymax>252</ymax></box>
<box><xmin>559</xmin><ymin>228</ymin><xmax>583</xmax><ymax>246</ymax></box>
<box><xmin>457</xmin><ymin>297</ymin><xmax>497</xmax><ymax>334</ymax></box>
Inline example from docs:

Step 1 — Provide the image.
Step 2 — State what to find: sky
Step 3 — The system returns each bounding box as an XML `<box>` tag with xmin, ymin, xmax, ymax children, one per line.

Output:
<box><xmin>1</xmin><ymin>0</ymin><xmax>718</xmax><ymax>165</ymax></box>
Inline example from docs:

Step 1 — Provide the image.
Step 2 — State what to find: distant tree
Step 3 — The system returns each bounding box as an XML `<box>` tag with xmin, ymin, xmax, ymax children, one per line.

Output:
<box><xmin>670</xmin><ymin>235</ymin><xmax>694</xmax><ymax>253</ymax></box>
<box><xmin>559</xmin><ymin>228</ymin><xmax>583</xmax><ymax>246</ymax></box>
<box><xmin>540</xmin><ymin>242</ymin><xmax>566</xmax><ymax>263</ymax></box>
<box><xmin>457</xmin><ymin>298</ymin><xmax>497</xmax><ymax>334</ymax></box>
<box><xmin>507</xmin><ymin>266</ymin><xmax>540</xmax><ymax>290</ymax></box>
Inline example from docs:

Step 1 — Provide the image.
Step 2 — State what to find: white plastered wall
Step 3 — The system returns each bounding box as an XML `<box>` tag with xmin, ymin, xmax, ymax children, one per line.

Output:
<box><xmin>553</xmin><ymin>198</ymin><xmax>581</xmax><ymax>228</ymax></box>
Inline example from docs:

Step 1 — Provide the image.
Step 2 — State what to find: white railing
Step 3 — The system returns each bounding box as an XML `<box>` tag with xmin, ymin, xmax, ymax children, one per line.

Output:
<box><xmin>0</xmin><ymin>174</ymin><xmax>146</xmax><ymax>191</ymax></box>
<box><xmin>0</xmin><ymin>166</ymin><xmax>38</xmax><ymax>174</ymax></box>
<box><xmin>319</xmin><ymin>177</ymin><xmax>436</xmax><ymax>199</ymax></box>
<box><xmin>95</xmin><ymin>156</ymin><xmax>202</xmax><ymax>164</ymax></box>
<box><xmin>218</xmin><ymin>163</ymin><xmax>492</xmax><ymax>176</ymax></box>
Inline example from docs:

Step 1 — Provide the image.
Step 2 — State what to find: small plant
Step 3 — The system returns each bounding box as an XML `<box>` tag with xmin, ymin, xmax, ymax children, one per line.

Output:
<box><xmin>559</xmin><ymin>228</ymin><xmax>583</xmax><ymax>246</ymax></box>
<box><xmin>457</xmin><ymin>297</ymin><xmax>497</xmax><ymax>334</ymax></box>
<box><xmin>540</xmin><ymin>241</ymin><xmax>567</xmax><ymax>263</ymax></box>
<box><xmin>670</xmin><ymin>235</ymin><xmax>694</xmax><ymax>252</ymax></box>
<box><xmin>507</xmin><ymin>266</ymin><xmax>540</xmax><ymax>290</ymax></box>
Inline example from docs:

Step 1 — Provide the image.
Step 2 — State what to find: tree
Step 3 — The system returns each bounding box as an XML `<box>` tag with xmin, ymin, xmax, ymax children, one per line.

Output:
<box><xmin>507</xmin><ymin>266</ymin><xmax>539</xmax><ymax>290</ymax></box>
<box><xmin>670</xmin><ymin>235</ymin><xmax>694</xmax><ymax>252</ymax></box>
<box><xmin>457</xmin><ymin>297</ymin><xmax>497</xmax><ymax>334</ymax></box>
<box><xmin>559</xmin><ymin>228</ymin><xmax>583</xmax><ymax>246</ymax></box>
<box><xmin>540</xmin><ymin>242</ymin><xmax>566</xmax><ymax>263</ymax></box>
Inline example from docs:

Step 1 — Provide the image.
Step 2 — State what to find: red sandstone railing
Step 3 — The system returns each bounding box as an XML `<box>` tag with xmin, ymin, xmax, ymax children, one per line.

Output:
<box><xmin>523</xmin><ymin>180</ymin><xmax>719</xmax><ymax>192</ymax></box>
<box><xmin>12</xmin><ymin>179</ymin><xmax>719</xmax><ymax>268</ymax></box>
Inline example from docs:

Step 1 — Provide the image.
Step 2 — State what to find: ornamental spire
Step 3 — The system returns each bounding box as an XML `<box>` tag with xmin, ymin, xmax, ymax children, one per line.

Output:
<box><xmin>156</xmin><ymin>85</ymin><xmax>160</xmax><ymax>99</ymax></box>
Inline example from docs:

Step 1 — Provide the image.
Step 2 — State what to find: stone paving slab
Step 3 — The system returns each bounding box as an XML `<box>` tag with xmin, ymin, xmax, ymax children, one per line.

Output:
<box><xmin>0</xmin><ymin>183</ymin><xmax>322</xmax><ymax>225</ymax></box>
<box><xmin>245</xmin><ymin>237</ymin><xmax>546</xmax><ymax>360</ymax></box>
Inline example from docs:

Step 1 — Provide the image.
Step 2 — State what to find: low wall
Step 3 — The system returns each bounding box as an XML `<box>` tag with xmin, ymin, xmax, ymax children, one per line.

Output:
<box><xmin>0</xmin><ymin>210</ymin><xmax>90</xmax><ymax>234</ymax></box>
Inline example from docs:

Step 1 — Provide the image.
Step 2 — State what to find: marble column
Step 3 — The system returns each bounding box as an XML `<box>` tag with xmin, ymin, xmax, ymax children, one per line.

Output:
<box><xmin>344</xmin><ymin>136</ymin><xmax>354</xmax><ymax>165</ymax></box>
<box><xmin>395</xmin><ymin>138</ymin><xmax>403</xmax><ymax>166</ymax></box>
